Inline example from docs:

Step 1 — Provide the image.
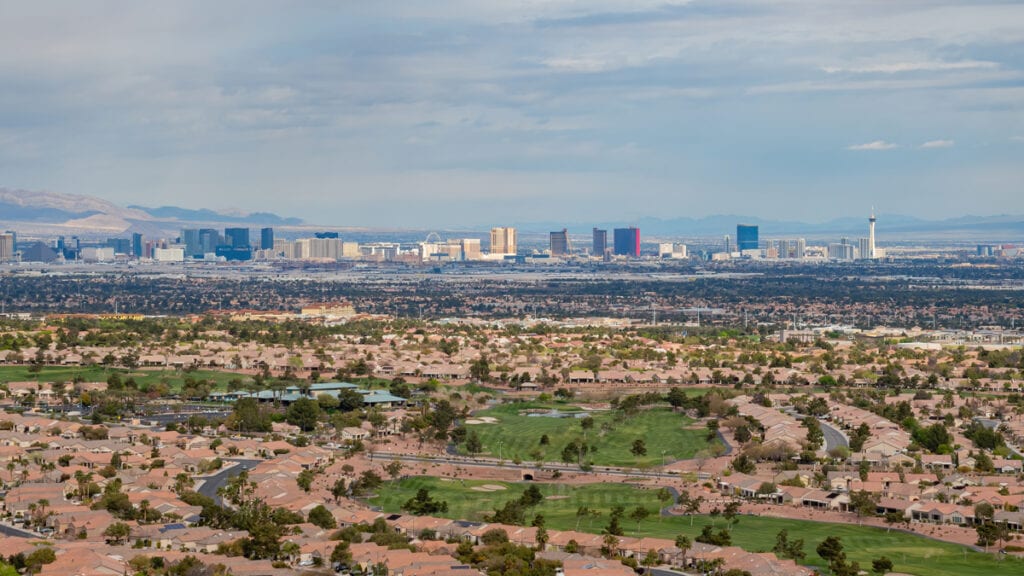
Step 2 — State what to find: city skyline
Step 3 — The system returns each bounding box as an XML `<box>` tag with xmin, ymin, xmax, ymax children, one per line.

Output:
<box><xmin>1</xmin><ymin>2</ymin><xmax>1022</xmax><ymax>228</ymax></box>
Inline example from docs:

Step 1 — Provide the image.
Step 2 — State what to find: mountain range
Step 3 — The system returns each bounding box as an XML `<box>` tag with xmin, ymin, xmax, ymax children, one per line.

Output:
<box><xmin>0</xmin><ymin>188</ymin><xmax>302</xmax><ymax>238</ymax></box>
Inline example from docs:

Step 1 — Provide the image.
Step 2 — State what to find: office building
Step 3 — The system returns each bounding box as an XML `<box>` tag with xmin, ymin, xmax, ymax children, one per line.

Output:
<box><xmin>199</xmin><ymin>229</ymin><xmax>220</xmax><ymax>254</ymax></box>
<box><xmin>767</xmin><ymin>238</ymin><xmax>806</xmax><ymax>259</ymax></box>
<box><xmin>182</xmin><ymin>229</ymin><xmax>200</xmax><ymax>256</ymax></box>
<box><xmin>260</xmin><ymin>227</ymin><xmax>274</xmax><ymax>250</ymax></box>
<box><xmin>0</xmin><ymin>233</ymin><xmax>14</xmax><ymax>262</ymax></box>
<box><xmin>105</xmin><ymin>238</ymin><xmax>131</xmax><ymax>255</ymax></box>
<box><xmin>132</xmin><ymin>233</ymin><xmax>143</xmax><ymax>258</ymax></box>
<box><xmin>489</xmin><ymin>227</ymin><xmax>517</xmax><ymax>255</ymax></box>
<box><xmin>592</xmin><ymin>228</ymin><xmax>607</xmax><ymax>257</ymax></box>
<box><xmin>658</xmin><ymin>243</ymin><xmax>688</xmax><ymax>259</ymax></box>
<box><xmin>736</xmin><ymin>224</ymin><xmax>759</xmax><ymax>251</ymax></box>
<box><xmin>549</xmin><ymin>229</ymin><xmax>569</xmax><ymax>256</ymax></box>
<box><xmin>828</xmin><ymin>238</ymin><xmax>855</xmax><ymax>260</ymax></box>
<box><xmin>224</xmin><ymin>228</ymin><xmax>250</xmax><ymax>249</ymax></box>
<box><xmin>613</xmin><ymin>227</ymin><xmax>641</xmax><ymax>257</ymax></box>
<box><xmin>461</xmin><ymin>238</ymin><xmax>481</xmax><ymax>260</ymax></box>
<box><xmin>724</xmin><ymin>235</ymin><xmax>732</xmax><ymax>254</ymax></box>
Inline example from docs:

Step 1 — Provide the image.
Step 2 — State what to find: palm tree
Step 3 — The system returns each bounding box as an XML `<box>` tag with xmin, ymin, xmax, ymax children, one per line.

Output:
<box><xmin>674</xmin><ymin>534</ymin><xmax>692</xmax><ymax>568</ymax></box>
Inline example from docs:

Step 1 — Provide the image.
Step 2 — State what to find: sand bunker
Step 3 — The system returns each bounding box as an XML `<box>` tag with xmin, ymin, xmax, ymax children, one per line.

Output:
<box><xmin>471</xmin><ymin>484</ymin><xmax>508</xmax><ymax>492</ymax></box>
<box><xmin>465</xmin><ymin>417</ymin><xmax>498</xmax><ymax>425</ymax></box>
<box><xmin>545</xmin><ymin>495</ymin><xmax>569</xmax><ymax>500</ymax></box>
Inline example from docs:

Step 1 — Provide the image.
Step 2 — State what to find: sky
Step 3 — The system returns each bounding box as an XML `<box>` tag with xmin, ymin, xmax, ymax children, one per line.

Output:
<box><xmin>1</xmin><ymin>1</ymin><xmax>1022</xmax><ymax>228</ymax></box>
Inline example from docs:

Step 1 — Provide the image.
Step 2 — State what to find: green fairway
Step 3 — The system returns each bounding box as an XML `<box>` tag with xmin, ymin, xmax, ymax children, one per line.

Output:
<box><xmin>370</xmin><ymin>477</ymin><xmax>1024</xmax><ymax>576</ymax></box>
<box><xmin>460</xmin><ymin>403</ymin><xmax>716</xmax><ymax>467</ymax></box>
<box><xmin>0</xmin><ymin>365</ymin><xmax>251</xmax><ymax>394</ymax></box>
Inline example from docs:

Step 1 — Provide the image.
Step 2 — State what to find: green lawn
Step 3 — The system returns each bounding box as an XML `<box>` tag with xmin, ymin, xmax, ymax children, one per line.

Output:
<box><xmin>461</xmin><ymin>403</ymin><xmax>715</xmax><ymax>467</ymax></box>
<box><xmin>0</xmin><ymin>365</ymin><xmax>252</xmax><ymax>394</ymax></box>
<box><xmin>370</xmin><ymin>478</ymin><xmax>1024</xmax><ymax>576</ymax></box>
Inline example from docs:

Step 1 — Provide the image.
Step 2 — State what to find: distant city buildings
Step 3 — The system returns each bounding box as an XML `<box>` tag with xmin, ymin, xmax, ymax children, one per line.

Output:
<box><xmin>658</xmin><ymin>242</ymin><xmax>688</xmax><ymax>259</ymax></box>
<box><xmin>489</xmin><ymin>227</ymin><xmax>517</xmax><ymax>256</ymax></box>
<box><xmin>613</xmin><ymin>227</ymin><xmax>640</xmax><ymax>257</ymax></box>
<box><xmin>549</xmin><ymin>229</ymin><xmax>569</xmax><ymax>256</ymax></box>
<box><xmin>592</xmin><ymin>228</ymin><xmax>608</xmax><ymax>258</ymax></box>
<box><xmin>0</xmin><ymin>233</ymin><xmax>14</xmax><ymax>262</ymax></box>
<box><xmin>765</xmin><ymin>238</ymin><xmax>806</xmax><ymax>259</ymax></box>
<box><xmin>260</xmin><ymin>227</ymin><xmax>274</xmax><ymax>250</ymax></box>
<box><xmin>736</xmin><ymin>224</ymin><xmax>759</xmax><ymax>251</ymax></box>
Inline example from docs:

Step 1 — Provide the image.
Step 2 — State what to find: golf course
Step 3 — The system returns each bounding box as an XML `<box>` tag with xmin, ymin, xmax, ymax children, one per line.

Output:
<box><xmin>459</xmin><ymin>402</ymin><xmax>719</xmax><ymax>467</ymax></box>
<box><xmin>369</xmin><ymin>477</ymin><xmax>1024</xmax><ymax>576</ymax></box>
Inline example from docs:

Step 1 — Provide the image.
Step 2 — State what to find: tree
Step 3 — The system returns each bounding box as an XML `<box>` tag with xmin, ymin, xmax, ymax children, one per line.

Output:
<box><xmin>24</xmin><ymin>548</ymin><xmax>56</xmax><ymax>573</ymax></box>
<box><xmin>772</xmin><ymin>529</ymin><xmax>805</xmax><ymax>561</ymax></box>
<box><xmin>296</xmin><ymin>469</ymin><xmax>314</xmax><ymax>492</ymax></box>
<box><xmin>731</xmin><ymin>453</ymin><xmax>756</xmax><ymax>474</ymax></box>
<box><xmin>723</xmin><ymin>500</ymin><xmax>741</xmax><ymax>532</ymax></box>
<box><xmin>385</xmin><ymin>459</ymin><xmax>404</xmax><ymax>483</ymax></box>
<box><xmin>465</xmin><ymin>431</ymin><xmax>483</xmax><ymax>454</ymax></box>
<box><xmin>285</xmin><ymin>398</ymin><xmax>321</xmax><ymax>432</ymax></box>
<box><xmin>674</xmin><ymin>534</ymin><xmax>692</xmax><ymax>566</ymax></box>
<box><xmin>330</xmin><ymin>541</ymin><xmax>352</xmax><ymax>565</ymax></box>
<box><xmin>103</xmin><ymin>521</ymin><xmax>131</xmax><ymax>545</ymax></box>
<box><xmin>308</xmin><ymin>505</ymin><xmax>337</xmax><ymax>529</ymax></box>
<box><xmin>631</xmin><ymin>438</ymin><xmax>647</xmax><ymax>457</ymax></box>
<box><xmin>583</xmin><ymin>354</ymin><xmax>603</xmax><ymax>379</ymax></box>
<box><xmin>403</xmin><ymin>488</ymin><xmax>449</xmax><ymax>515</ymax></box>
<box><xmin>331</xmin><ymin>478</ymin><xmax>347</xmax><ymax>502</ymax></box>
<box><xmin>872</xmin><ymin>556</ymin><xmax>894</xmax><ymax>574</ymax></box>
<box><xmin>849</xmin><ymin>490</ymin><xmax>878</xmax><ymax>521</ymax></box>
<box><xmin>628</xmin><ymin>506</ymin><xmax>650</xmax><ymax>536</ymax></box>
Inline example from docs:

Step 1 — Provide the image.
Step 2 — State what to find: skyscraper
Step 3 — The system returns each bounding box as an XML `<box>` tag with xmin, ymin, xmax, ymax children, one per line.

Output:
<box><xmin>736</xmin><ymin>224</ymin><xmax>759</xmax><ymax>251</ymax></box>
<box><xmin>260</xmin><ymin>227</ymin><xmax>275</xmax><ymax>251</ymax></box>
<box><xmin>613</xmin><ymin>227</ymin><xmax>640</xmax><ymax>257</ymax></box>
<box><xmin>549</xmin><ymin>229</ymin><xmax>569</xmax><ymax>256</ymax></box>
<box><xmin>132</xmin><ymin>233</ymin><xmax>143</xmax><ymax>258</ymax></box>
<box><xmin>490</xmin><ymin>227</ymin><xmax>517</xmax><ymax>255</ymax></box>
<box><xmin>198</xmin><ymin>229</ymin><xmax>220</xmax><ymax>254</ymax></box>
<box><xmin>0</xmin><ymin>233</ymin><xmax>14</xmax><ymax>263</ymax></box>
<box><xmin>868</xmin><ymin>209</ymin><xmax>877</xmax><ymax>259</ymax></box>
<box><xmin>224</xmin><ymin>228</ymin><xmax>250</xmax><ymax>249</ymax></box>
<box><xmin>592</xmin><ymin>228</ymin><xmax>607</xmax><ymax>257</ymax></box>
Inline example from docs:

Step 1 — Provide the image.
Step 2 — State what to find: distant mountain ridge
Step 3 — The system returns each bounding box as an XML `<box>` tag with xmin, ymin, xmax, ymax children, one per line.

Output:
<box><xmin>0</xmin><ymin>188</ymin><xmax>303</xmax><ymax>236</ymax></box>
<box><xmin>127</xmin><ymin>205</ymin><xmax>302</xmax><ymax>225</ymax></box>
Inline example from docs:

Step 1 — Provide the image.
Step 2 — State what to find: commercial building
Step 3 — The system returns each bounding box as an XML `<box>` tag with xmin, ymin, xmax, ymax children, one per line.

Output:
<box><xmin>549</xmin><ymin>229</ymin><xmax>569</xmax><ymax>256</ymax></box>
<box><xmin>224</xmin><ymin>228</ymin><xmax>250</xmax><ymax>249</ymax></box>
<box><xmin>592</xmin><ymin>228</ymin><xmax>607</xmax><ymax>257</ymax></box>
<box><xmin>613</xmin><ymin>227</ymin><xmax>640</xmax><ymax>257</ymax></box>
<box><xmin>489</xmin><ymin>227</ymin><xmax>517</xmax><ymax>255</ymax></box>
<box><xmin>736</xmin><ymin>224</ymin><xmax>759</xmax><ymax>251</ymax></box>
<box><xmin>0</xmin><ymin>233</ymin><xmax>14</xmax><ymax>262</ymax></box>
<box><xmin>766</xmin><ymin>239</ymin><xmax>806</xmax><ymax>259</ymax></box>
<box><xmin>658</xmin><ymin>243</ymin><xmax>688</xmax><ymax>259</ymax></box>
<box><xmin>260</xmin><ymin>227</ymin><xmax>274</xmax><ymax>251</ymax></box>
<box><xmin>828</xmin><ymin>238</ymin><xmax>856</xmax><ymax>260</ymax></box>
<box><xmin>132</xmin><ymin>233</ymin><xmax>143</xmax><ymax>259</ymax></box>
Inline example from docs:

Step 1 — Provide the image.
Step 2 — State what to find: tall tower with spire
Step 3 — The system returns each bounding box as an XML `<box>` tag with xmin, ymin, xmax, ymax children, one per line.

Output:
<box><xmin>868</xmin><ymin>208</ymin><xmax>877</xmax><ymax>259</ymax></box>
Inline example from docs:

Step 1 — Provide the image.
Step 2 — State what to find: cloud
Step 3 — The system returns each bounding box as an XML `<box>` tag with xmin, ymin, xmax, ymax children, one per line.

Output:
<box><xmin>921</xmin><ymin>139</ymin><xmax>954</xmax><ymax>149</ymax></box>
<box><xmin>847</xmin><ymin>140</ymin><xmax>898</xmax><ymax>151</ymax></box>
<box><xmin>822</xmin><ymin>60</ymin><xmax>999</xmax><ymax>74</ymax></box>
<box><xmin>1012</xmin><ymin>136</ymin><xmax>1024</xmax><ymax>142</ymax></box>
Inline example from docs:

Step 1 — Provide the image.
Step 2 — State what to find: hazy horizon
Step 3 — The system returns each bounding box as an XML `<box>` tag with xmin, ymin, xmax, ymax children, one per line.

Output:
<box><xmin>2</xmin><ymin>2</ymin><xmax>1023</xmax><ymax>228</ymax></box>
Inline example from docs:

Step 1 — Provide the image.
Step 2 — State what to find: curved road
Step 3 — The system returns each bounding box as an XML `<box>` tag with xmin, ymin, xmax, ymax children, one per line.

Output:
<box><xmin>196</xmin><ymin>459</ymin><xmax>262</xmax><ymax>505</ymax></box>
<box><xmin>819</xmin><ymin>421</ymin><xmax>849</xmax><ymax>452</ymax></box>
